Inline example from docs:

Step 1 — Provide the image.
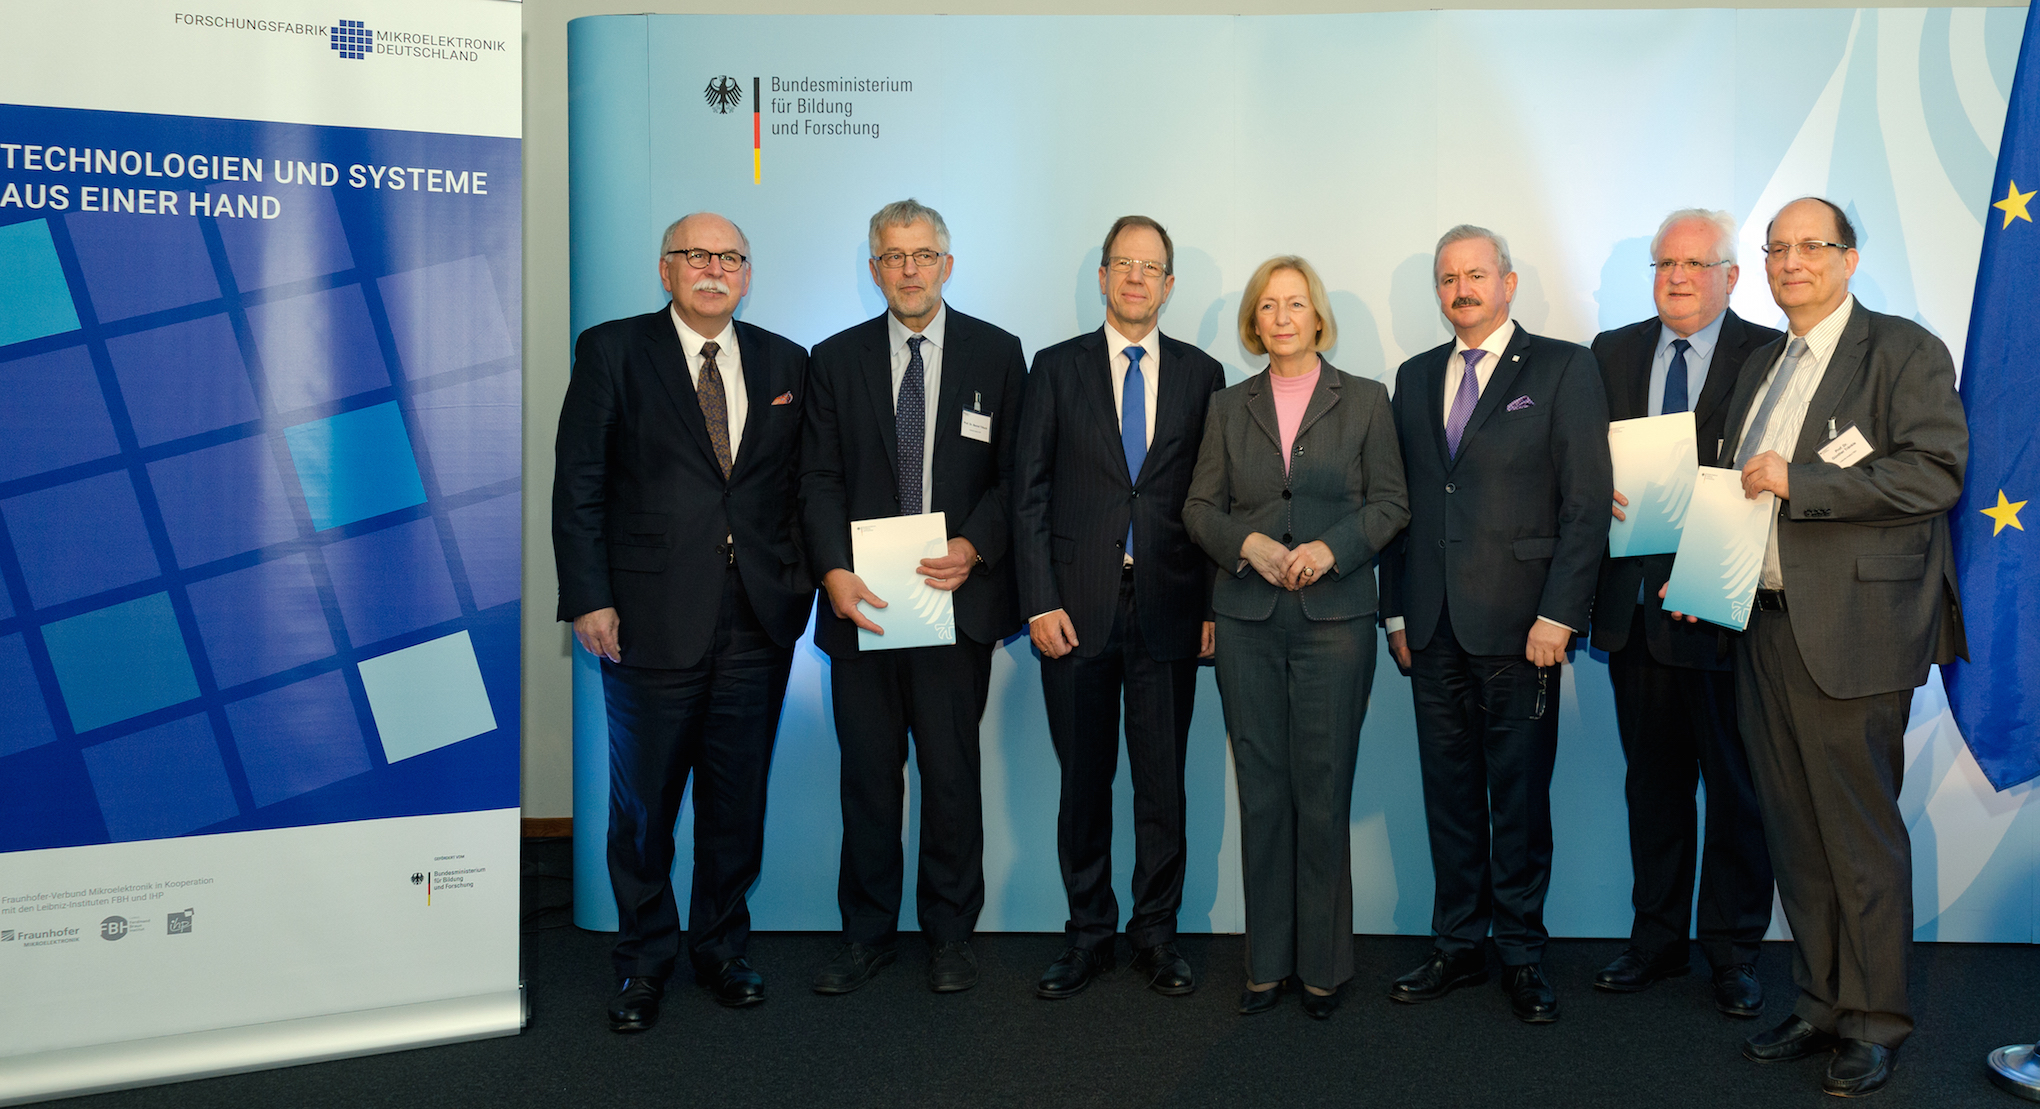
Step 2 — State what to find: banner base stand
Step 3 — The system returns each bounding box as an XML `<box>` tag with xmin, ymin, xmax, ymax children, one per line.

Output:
<box><xmin>1989</xmin><ymin>1045</ymin><xmax>2040</xmax><ymax>1102</ymax></box>
<box><xmin>0</xmin><ymin>988</ymin><xmax>524</xmax><ymax>1107</ymax></box>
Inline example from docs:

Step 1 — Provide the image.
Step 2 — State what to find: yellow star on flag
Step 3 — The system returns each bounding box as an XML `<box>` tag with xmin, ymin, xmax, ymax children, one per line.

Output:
<box><xmin>1995</xmin><ymin>180</ymin><xmax>2036</xmax><ymax>229</ymax></box>
<box><xmin>1981</xmin><ymin>489</ymin><xmax>2028</xmax><ymax>536</ymax></box>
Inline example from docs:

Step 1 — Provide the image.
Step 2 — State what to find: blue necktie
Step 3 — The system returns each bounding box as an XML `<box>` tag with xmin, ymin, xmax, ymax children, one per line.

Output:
<box><xmin>1445</xmin><ymin>348</ymin><xmax>1483</xmax><ymax>458</ymax></box>
<box><xmin>1122</xmin><ymin>346</ymin><xmax>1147</xmax><ymax>559</ymax></box>
<box><xmin>1663</xmin><ymin>338</ymin><xmax>1691</xmax><ymax>415</ymax></box>
<box><xmin>897</xmin><ymin>335</ymin><xmax>926</xmax><ymax>515</ymax></box>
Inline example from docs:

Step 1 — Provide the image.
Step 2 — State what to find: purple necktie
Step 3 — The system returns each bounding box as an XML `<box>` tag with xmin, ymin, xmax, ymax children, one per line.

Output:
<box><xmin>1445</xmin><ymin>348</ymin><xmax>1483</xmax><ymax>458</ymax></box>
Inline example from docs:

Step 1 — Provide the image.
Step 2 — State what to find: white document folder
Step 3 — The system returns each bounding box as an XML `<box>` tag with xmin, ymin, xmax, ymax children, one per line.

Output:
<box><xmin>1661</xmin><ymin>467</ymin><xmax>1775</xmax><ymax>631</ymax></box>
<box><xmin>850</xmin><ymin>511</ymin><xmax>955</xmax><ymax>651</ymax></box>
<box><xmin>1607</xmin><ymin>411</ymin><xmax>1697</xmax><ymax>558</ymax></box>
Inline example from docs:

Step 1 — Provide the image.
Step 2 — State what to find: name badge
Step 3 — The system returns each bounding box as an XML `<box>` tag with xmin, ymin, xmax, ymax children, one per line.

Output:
<box><xmin>961</xmin><ymin>409</ymin><xmax>992</xmax><ymax>443</ymax></box>
<box><xmin>1817</xmin><ymin>424</ymin><xmax>1872</xmax><ymax>467</ymax></box>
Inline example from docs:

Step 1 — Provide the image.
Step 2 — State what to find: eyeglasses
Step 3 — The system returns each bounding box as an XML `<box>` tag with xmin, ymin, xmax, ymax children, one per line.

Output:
<box><xmin>1106</xmin><ymin>257</ymin><xmax>1168</xmax><ymax>278</ymax></box>
<box><xmin>665</xmin><ymin>248</ymin><xmax>748</xmax><ymax>269</ymax></box>
<box><xmin>1761</xmin><ymin>240</ymin><xmax>1848</xmax><ymax>260</ymax></box>
<box><xmin>1651</xmin><ymin>258</ymin><xmax>1733</xmax><ymax>275</ymax></box>
<box><xmin>873</xmin><ymin>250</ymin><xmax>946</xmax><ymax>269</ymax></box>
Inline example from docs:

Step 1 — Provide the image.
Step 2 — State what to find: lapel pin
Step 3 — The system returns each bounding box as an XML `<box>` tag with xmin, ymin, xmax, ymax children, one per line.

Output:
<box><xmin>1511</xmin><ymin>355</ymin><xmax>1520</xmax><ymax>362</ymax></box>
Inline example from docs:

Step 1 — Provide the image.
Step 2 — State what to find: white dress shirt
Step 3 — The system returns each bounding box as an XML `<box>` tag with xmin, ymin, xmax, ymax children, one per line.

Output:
<box><xmin>670</xmin><ymin>307</ymin><xmax>747</xmax><ymax>462</ymax></box>
<box><xmin>1650</xmin><ymin>309</ymin><xmax>1727</xmax><ymax>417</ymax></box>
<box><xmin>887</xmin><ymin>304</ymin><xmax>945</xmax><ymax>516</ymax></box>
<box><xmin>1105</xmin><ymin>321</ymin><xmax>1161</xmax><ymax>451</ymax></box>
<box><xmin>1738</xmin><ymin>295</ymin><xmax>1854</xmax><ymax>590</ymax></box>
<box><xmin>1441</xmin><ymin>317</ymin><xmax>1517</xmax><ymax>424</ymax></box>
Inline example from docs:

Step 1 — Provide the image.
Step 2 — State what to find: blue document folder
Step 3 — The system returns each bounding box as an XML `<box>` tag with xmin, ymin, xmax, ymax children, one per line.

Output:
<box><xmin>1662</xmin><ymin>468</ymin><xmax>1774</xmax><ymax>631</ymax></box>
<box><xmin>851</xmin><ymin>512</ymin><xmax>955</xmax><ymax>651</ymax></box>
<box><xmin>1607</xmin><ymin>412</ymin><xmax>1697</xmax><ymax>558</ymax></box>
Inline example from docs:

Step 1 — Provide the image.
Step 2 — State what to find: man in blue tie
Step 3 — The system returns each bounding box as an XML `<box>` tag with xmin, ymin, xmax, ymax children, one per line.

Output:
<box><xmin>803</xmin><ymin>199</ymin><xmax>1027</xmax><ymax>995</ymax></box>
<box><xmin>1585</xmin><ymin>210</ymin><xmax>1780</xmax><ymax>1017</ymax></box>
<box><xmin>1013</xmin><ymin>216</ymin><xmax>1226</xmax><ymax>999</ymax></box>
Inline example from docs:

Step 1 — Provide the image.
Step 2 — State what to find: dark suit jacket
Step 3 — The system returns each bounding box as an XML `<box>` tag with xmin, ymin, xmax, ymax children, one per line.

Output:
<box><xmin>552</xmin><ymin>309</ymin><xmax>812</xmax><ymax>670</ymax></box>
<box><xmin>801</xmin><ymin>308</ymin><xmax>1027</xmax><ymax>659</ymax></box>
<box><xmin>1183</xmin><ymin>364</ymin><xmax>1410</xmax><ymax>622</ymax></box>
<box><xmin>1013</xmin><ymin>328</ymin><xmax>1226</xmax><ymax>661</ymax></box>
<box><xmin>1380</xmin><ymin>323</ymin><xmax>1612</xmax><ymax>656</ymax></box>
<box><xmin>1717</xmin><ymin>301</ymin><xmax>1968</xmax><ymax>699</ymax></box>
<box><xmin>1589</xmin><ymin>309</ymin><xmax>1781</xmax><ymax>667</ymax></box>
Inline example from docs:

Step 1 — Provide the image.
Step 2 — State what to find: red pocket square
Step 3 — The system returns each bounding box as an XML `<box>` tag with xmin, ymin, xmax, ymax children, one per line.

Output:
<box><xmin>771</xmin><ymin>391</ymin><xmax>794</xmax><ymax>405</ymax></box>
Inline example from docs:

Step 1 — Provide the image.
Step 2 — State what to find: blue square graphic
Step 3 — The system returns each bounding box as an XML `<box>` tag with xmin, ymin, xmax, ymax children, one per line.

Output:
<box><xmin>322</xmin><ymin>516</ymin><xmax>460</xmax><ymax>648</ymax></box>
<box><xmin>82</xmin><ymin>714</ymin><xmax>239</xmax><ymax>842</ymax></box>
<box><xmin>2</xmin><ymin>469</ymin><xmax>160</xmax><ymax>608</ymax></box>
<box><xmin>245</xmin><ymin>284</ymin><xmax>389</xmax><ymax>414</ymax></box>
<box><xmin>223</xmin><ymin>670</ymin><xmax>370</xmax><ymax>808</ymax></box>
<box><xmin>149</xmin><ymin>435</ymin><xmax>300</xmax><ymax>568</ymax></box>
<box><xmin>0</xmin><ymin>345</ymin><xmax>121</xmax><ymax>484</ymax></box>
<box><xmin>105</xmin><ymin>315</ymin><xmax>260</xmax><ymax>447</ymax></box>
<box><xmin>409</xmin><ymin>369</ymin><xmax>521</xmax><ymax>497</ymax></box>
<box><xmin>187</xmin><ymin>553</ymin><xmax>337</xmax><ymax>689</ymax></box>
<box><xmin>65</xmin><ymin>211</ymin><xmax>221</xmax><ymax>323</ymax></box>
<box><xmin>283</xmin><ymin>403</ymin><xmax>427</xmax><ymax>532</ymax></box>
<box><xmin>43</xmin><ymin>592</ymin><xmax>199</xmax><ymax>733</ymax></box>
<box><xmin>448</xmin><ymin>492</ymin><xmax>520</xmax><ymax>610</ymax></box>
<box><xmin>216</xmin><ymin>186</ymin><xmax>354</xmax><ymax>295</ymax></box>
<box><xmin>0</xmin><ymin>633</ymin><xmax>59</xmax><ymax>759</ymax></box>
<box><xmin>377</xmin><ymin>255</ymin><xmax>515</xmax><ymax>379</ymax></box>
<box><xmin>358</xmin><ymin>630</ymin><xmax>498</xmax><ymax>763</ymax></box>
<box><xmin>0</xmin><ymin>219</ymin><xmax>81</xmax><ymax>348</ymax></box>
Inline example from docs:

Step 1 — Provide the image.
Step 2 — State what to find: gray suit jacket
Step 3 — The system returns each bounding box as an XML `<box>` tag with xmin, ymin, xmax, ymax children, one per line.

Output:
<box><xmin>1183</xmin><ymin>363</ymin><xmax>1410</xmax><ymax>622</ymax></box>
<box><xmin>1718</xmin><ymin>301</ymin><xmax>1969</xmax><ymax>699</ymax></box>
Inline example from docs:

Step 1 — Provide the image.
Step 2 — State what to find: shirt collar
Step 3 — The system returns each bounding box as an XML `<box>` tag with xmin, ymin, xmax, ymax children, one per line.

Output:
<box><xmin>1102</xmin><ymin>321</ymin><xmax>1160</xmax><ymax>365</ymax></box>
<box><xmin>888</xmin><ymin>303</ymin><xmax>947</xmax><ymax>354</ymax></box>
<box><xmin>1795</xmin><ymin>294</ymin><xmax>1854</xmax><ymax>362</ymax></box>
<box><xmin>1656</xmin><ymin>309</ymin><xmax>1727</xmax><ymax>363</ymax></box>
<box><xmin>1452</xmin><ymin>317</ymin><xmax>1516</xmax><ymax>362</ymax></box>
<box><xmin>670</xmin><ymin>306</ymin><xmax>736</xmax><ymax>361</ymax></box>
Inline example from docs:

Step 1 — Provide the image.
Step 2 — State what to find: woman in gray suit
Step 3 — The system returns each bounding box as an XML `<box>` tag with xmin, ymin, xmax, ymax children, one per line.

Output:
<box><xmin>1183</xmin><ymin>256</ymin><xmax>1409</xmax><ymax>1018</ymax></box>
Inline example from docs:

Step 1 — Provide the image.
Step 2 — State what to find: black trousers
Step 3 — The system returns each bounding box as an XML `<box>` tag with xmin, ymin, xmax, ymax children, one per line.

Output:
<box><xmin>831</xmin><ymin>634</ymin><xmax>995</xmax><ymax>946</ymax></box>
<box><xmin>1607</xmin><ymin>609</ymin><xmax>1773</xmax><ymax>968</ymax></box>
<box><xmin>604</xmin><ymin>568</ymin><xmax>792</xmax><ymax>982</ymax></box>
<box><xmin>1736</xmin><ymin>607</ymin><xmax>1914</xmax><ymax>1047</ymax></box>
<box><xmin>1040</xmin><ymin>572</ymin><xmax>1200</xmax><ymax>952</ymax></box>
<box><xmin>1409</xmin><ymin>601</ymin><xmax>1560</xmax><ymax>966</ymax></box>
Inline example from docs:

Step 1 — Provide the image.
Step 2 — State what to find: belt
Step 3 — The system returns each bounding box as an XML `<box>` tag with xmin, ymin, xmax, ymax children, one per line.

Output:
<box><xmin>1753</xmin><ymin>589</ymin><xmax>1787</xmax><ymax>612</ymax></box>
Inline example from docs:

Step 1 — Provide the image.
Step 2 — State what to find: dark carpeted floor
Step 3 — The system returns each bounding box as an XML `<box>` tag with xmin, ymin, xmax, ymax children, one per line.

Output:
<box><xmin>49</xmin><ymin>838</ymin><xmax>2040</xmax><ymax>1109</ymax></box>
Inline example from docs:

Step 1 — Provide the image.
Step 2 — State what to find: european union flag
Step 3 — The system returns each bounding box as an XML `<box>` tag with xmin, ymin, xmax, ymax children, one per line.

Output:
<box><xmin>1947</xmin><ymin>0</ymin><xmax>2040</xmax><ymax>792</ymax></box>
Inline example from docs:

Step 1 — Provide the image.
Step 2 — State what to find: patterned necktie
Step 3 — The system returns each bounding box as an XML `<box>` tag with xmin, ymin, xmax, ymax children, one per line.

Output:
<box><xmin>697</xmin><ymin>340</ymin><xmax>733</xmax><ymax>479</ymax></box>
<box><xmin>1734</xmin><ymin>336</ymin><xmax>1810</xmax><ymax>468</ymax></box>
<box><xmin>1445</xmin><ymin>348</ymin><xmax>1484</xmax><ymax>458</ymax></box>
<box><xmin>897</xmin><ymin>334</ymin><xmax>926</xmax><ymax>515</ymax></box>
<box><xmin>1121</xmin><ymin>346</ymin><xmax>1147</xmax><ymax>559</ymax></box>
<box><xmin>1663</xmin><ymin>338</ymin><xmax>1691</xmax><ymax>415</ymax></box>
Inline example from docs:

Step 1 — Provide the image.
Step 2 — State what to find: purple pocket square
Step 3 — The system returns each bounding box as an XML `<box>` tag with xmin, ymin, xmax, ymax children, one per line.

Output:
<box><xmin>1506</xmin><ymin>395</ymin><xmax>1535</xmax><ymax>412</ymax></box>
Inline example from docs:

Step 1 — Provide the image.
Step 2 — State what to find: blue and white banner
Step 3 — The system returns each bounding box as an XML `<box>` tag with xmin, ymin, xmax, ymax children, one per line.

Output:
<box><xmin>569</xmin><ymin>9</ymin><xmax>2039</xmax><ymax>949</ymax></box>
<box><xmin>0</xmin><ymin>1</ymin><xmax>521</xmax><ymax>1101</ymax></box>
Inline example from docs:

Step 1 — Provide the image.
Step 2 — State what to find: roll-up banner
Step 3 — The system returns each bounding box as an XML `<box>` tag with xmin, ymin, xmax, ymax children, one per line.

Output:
<box><xmin>566</xmin><ymin>10</ymin><xmax>2038</xmax><ymax>946</ymax></box>
<box><xmin>0</xmin><ymin>1</ymin><xmax>522</xmax><ymax>1102</ymax></box>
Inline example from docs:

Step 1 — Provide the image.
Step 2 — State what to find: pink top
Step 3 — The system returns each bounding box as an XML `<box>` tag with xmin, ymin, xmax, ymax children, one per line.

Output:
<box><xmin>1270</xmin><ymin>364</ymin><xmax>1320</xmax><ymax>473</ymax></box>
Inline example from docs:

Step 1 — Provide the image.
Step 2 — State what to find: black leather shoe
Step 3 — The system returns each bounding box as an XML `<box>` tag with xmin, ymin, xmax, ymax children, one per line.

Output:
<box><xmin>1712</xmin><ymin>963</ymin><xmax>1764</xmax><ymax>1018</ymax></box>
<box><xmin>700</xmin><ymin>956</ymin><xmax>764</xmax><ymax>1008</ymax></box>
<box><xmin>928</xmin><ymin>940</ymin><xmax>978</xmax><ymax>993</ymax></box>
<box><xmin>1037</xmin><ymin>946</ymin><xmax>1112</xmax><ymax>999</ymax></box>
<box><xmin>1743</xmin><ymin>1015</ymin><xmax>1842</xmax><ymax>1062</ymax></box>
<box><xmin>1301</xmin><ymin>985</ymin><xmax>1341</xmax><ymax>1020</ymax></box>
<box><xmin>1823</xmin><ymin>1040</ymin><xmax>1896</xmax><ymax>1097</ymax></box>
<box><xmin>1593</xmin><ymin>946</ymin><xmax>1691</xmax><ymax>992</ymax></box>
<box><xmin>1503</xmin><ymin>964</ymin><xmax>1559</xmax><ymax>1023</ymax></box>
<box><xmin>1238</xmin><ymin>981</ymin><xmax>1285</xmax><ymax>1015</ymax></box>
<box><xmin>811</xmin><ymin>942</ymin><xmax>896</xmax><ymax>995</ymax></box>
<box><xmin>1389</xmin><ymin>948</ymin><xmax>1487</xmax><ymax>1003</ymax></box>
<box><xmin>1130</xmin><ymin>943</ymin><xmax>1196</xmax><ymax>996</ymax></box>
<box><xmin>607</xmin><ymin>977</ymin><xmax>663</xmax><ymax>1033</ymax></box>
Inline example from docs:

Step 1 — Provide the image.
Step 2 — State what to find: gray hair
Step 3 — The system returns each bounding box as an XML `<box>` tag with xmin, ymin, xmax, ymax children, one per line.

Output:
<box><xmin>1434</xmin><ymin>224</ymin><xmax>1512</xmax><ymax>276</ymax></box>
<box><xmin>660</xmin><ymin>212</ymin><xmax>750</xmax><ymax>257</ymax></box>
<box><xmin>868</xmin><ymin>198</ymin><xmax>951</xmax><ymax>255</ymax></box>
<box><xmin>1650</xmin><ymin>208</ymin><xmax>1739</xmax><ymax>265</ymax></box>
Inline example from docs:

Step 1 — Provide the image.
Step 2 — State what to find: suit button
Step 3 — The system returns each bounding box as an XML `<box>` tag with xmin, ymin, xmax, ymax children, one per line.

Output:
<box><xmin>1445</xmin><ymin>482</ymin><xmax>1456</xmax><ymax>493</ymax></box>
<box><xmin>1281</xmin><ymin>489</ymin><xmax>1292</xmax><ymax>500</ymax></box>
<box><xmin>1130</xmin><ymin>490</ymin><xmax>1140</xmax><ymax>499</ymax></box>
<box><xmin>1281</xmin><ymin>533</ymin><xmax>1293</xmax><ymax>544</ymax></box>
<box><xmin>1437</xmin><ymin>540</ymin><xmax>1445</xmax><ymax>549</ymax></box>
<box><xmin>1115</xmin><ymin>539</ymin><xmax>1124</xmax><ymax>549</ymax></box>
